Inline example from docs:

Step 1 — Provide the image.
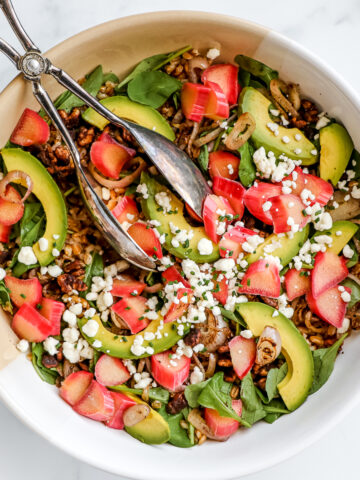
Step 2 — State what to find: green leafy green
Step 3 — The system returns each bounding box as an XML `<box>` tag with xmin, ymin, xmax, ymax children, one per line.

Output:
<box><xmin>197</xmin><ymin>145</ymin><xmax>209</xmax><ymax>175</ymax></box>
<box><xmin>184</xmin><ymin>378</ymin><xmax>211</xmax><ymax>408</ymax></box>
<box><xmin>197</xmin><ymin>372</ymin><xmax>250</xmax><ymax>426</ymax></box>
<box><xmin>158</xmin><ymin>406</ymin><xmax>194</xmax><ymax>448</ymax></box>
<box><xmin>345</xmin><ymin>240</ymin><xmax>358</xmax><ymax>268</ymax></box>
<box><xmin>342</xmin><ymin>278</ymin><xmax>360</xmax><ymax>308</ymax></box>
<box><xmin>110</xmin><ymin>384</ymin><xmax>170</xmax><ymax>404</ymax></box>
<box><xmin>115</xmin><ymin>45</ymin><xmax>191</xmax><ymax>91</ymax></box>
<box><xmin>265</xmin><ymin>363</ymin><xmax>288</xmax><ymax>402</ymax></box>
<box><xmin>263</xmin><ymin>398</ymin><xmax>289</xmax><ymax>424</ymax></box>
<box><xmin>219</xmin><ymin>307</ymin><xmax>247</xmax><ymax>327</ymax></box>
<box><xmin>0</xmin><ymin>280</ymin><xmax>11</xmax><ymax>312</ymax></box>
<box><xmin>240</xmin><ymin>372</ymin><xmax>267</xmax><ymax>426</ymax></box>
<box><xmin>102</xmin><ymin>72</ymin><xmax>119</xmax><ymax>84</ymax></box>
<box><xmin>31</xmin><ymin>343</ymin><xmax>59</xmax><ymax>385</ymax></box>
<box><xmin>235</xmin><ymin>55</ymin><xmax>278</xmax><ymax>88</ymax></box>
<box><xmin>309</xmin><ymin>334</ymin><xmax>347</xmax><ymax>394</ymax></box>
<box><xmin>238</xmin><ymin>141</ymin><xmax>256</xmax><ymax>187</ymax></box>
<box><xmin>238</xmin><ymin>69</ymin><xmax>251</xmax><ymax>88</ymax></box>
<box><xmin>351</xmin><ymin>149</ymin><xmax>360</xmax><ymax>179</ymax></box>
<box><xmin>89</xmin><ymin>350</ymin><xmax>101</xmax><ymax>373</ymax></box>
<box><xmin>83</xmin><ymin>252</ymin><xmax>104</xmax><ymax>291</ymax></box>
<box><xmin>127</xmin><ymin>71</ymin><xmax>182</xmax><ymax>109</ymax></box>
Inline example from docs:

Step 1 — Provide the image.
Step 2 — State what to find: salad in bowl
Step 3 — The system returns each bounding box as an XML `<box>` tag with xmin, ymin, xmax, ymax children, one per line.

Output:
<box><xmin>0</xmin><ymin>44</ymin><xmax>359</xmax><ymax>447</ymax></box>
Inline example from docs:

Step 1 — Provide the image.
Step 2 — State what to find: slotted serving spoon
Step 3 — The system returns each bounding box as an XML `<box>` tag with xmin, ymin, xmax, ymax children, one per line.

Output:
<box><xmin>0</xmin><ymin>0</ymin><xmax>211</xmax><ymax>270</ymax></box>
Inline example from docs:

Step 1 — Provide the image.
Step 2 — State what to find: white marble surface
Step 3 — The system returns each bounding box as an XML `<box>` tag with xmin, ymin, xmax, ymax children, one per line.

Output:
<box><xmin>0</xmin><ymin>0</ymin><xmax>360</xmax><ymax>478</ymax></box>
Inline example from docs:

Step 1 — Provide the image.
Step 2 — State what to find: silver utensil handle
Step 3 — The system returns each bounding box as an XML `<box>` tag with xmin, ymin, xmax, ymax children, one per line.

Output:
<box><xmin>0</xmin><ymin>36</ymin><xmax>20</xmax><ymax>66</ymax></box>
<box><xmin>0</xmin><ymin>0</ymin><xmax>39</xmax><ymax>52</ymax></box>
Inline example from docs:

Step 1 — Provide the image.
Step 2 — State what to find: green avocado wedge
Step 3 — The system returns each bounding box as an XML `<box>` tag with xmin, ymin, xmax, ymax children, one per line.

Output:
<box><xmin>140</xmin><ymin>172</ymin><xmax>219</xmax><ymax>263</ymax></box>
<box><xmin>78</xmin><ymin>315</ymin><xmax>189</xmax><ymax>359</ymax></box>
<box><xmin>239</xmin><ymin>87</ymin><xmax>318</xmax><ymax>165</ymax></box>
<box><xmin>124</xmin><ymin>394</ymin><xmax>170</xmax><ymax>445</ymax></box>
<box><xmin>82</xmin><ymin>95</ymin><xmax>175</xmax><ymax>141</ymax></box>
<box><xmin>245</xmin><ymin>225</ymin><xmax>309</xmax><ymax>266</ymax></box>
<box><xmin>237</xmin><ymin>302</ymin><xmax>314</xmax><ymax>411</ymax></box>
<box><xmin>1</xmin><ymin>148</ymin><xmax>67</xmax><ymax>266</ymax></box>
<box><xmin>319</xmin><ymin>123</ymin><xmax>353</xmax><ymax>186</ymax></box>
<box><xmin>312</xmin><ymin>220</ymin><xmax>358</xmax><ymax>254</ymax></box>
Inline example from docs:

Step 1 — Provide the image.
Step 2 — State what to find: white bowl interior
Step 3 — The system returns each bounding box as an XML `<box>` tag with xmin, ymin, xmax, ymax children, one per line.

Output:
<box><xmin>0</xmin><ymin>11</ymin><xmax>359</xmax><ymax>480</ymax></box>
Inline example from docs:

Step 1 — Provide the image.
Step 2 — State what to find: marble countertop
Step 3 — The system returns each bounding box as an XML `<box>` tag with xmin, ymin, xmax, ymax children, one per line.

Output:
<box><xmin>0</xmin><ymin>0</ymin><xmax>359</xmax><ymax>479</ymax></box>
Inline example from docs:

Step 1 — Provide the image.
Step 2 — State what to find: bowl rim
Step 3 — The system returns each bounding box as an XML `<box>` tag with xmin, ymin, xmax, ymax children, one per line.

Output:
<box><xmin>1</xmin><ymin>9</ymin><xmax>360</xmax><ymax>479</ymax></box>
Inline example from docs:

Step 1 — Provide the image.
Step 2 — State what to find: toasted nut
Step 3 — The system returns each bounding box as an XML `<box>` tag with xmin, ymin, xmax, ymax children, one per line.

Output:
<box><xmin>123</xmin><ymin>404</ymin><xmax>150</xmax><ymax>427</ymax></box>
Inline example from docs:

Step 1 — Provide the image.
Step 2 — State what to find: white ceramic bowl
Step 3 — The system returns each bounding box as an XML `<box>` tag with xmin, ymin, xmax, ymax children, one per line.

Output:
<box><xmin>0</xmin><ymin>11</ymin><xmax>359</xmax><ymax>480</ymax></box>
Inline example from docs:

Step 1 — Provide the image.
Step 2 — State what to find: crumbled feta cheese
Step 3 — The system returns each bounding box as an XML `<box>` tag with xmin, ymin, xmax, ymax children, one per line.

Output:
<box><xmin>213</xmin><ymin>258</ymin><xmax>235</xmax><ymax>272</ymax></box>
<box><xmin>311</xmin><ymin>149</ymin><xmax>317</xmax><ymax>156</ymax></box>
<box><xmin>343</xmin><ymin>244</ymin><xmax>354</xmax><ymax>259</ymax></box>
<box><xmin>136</xmin><ymin>183</ymin><xmax>149</xmax><ymax>199</ymax></box>
<box><xmin>62</xmin><ymin>342</ymin><xmax>81</xmax><ymax>363</ymax></box>
<box><xmin>82</xmin><ymin>319</ymin><xmax>99</xmax><ymax>338</ymax></box>
<box><xmin>190</xmin><ymin>366</ymin><xmax>204</xmax><ymax>384</ymax></box>
<box><xmin>84</xmin><ymin>307</ymin><xmax>96</xmax><ymax>319</ymax></box>
<box><xmin>193</xmin><ymin>343</ymin><xmax>205</xmax><ymax>353</ymax></box>
<box><xmin>315</xmin><ymin>211</ymin><xmax>333</xmax><ymax>231</ymax></box>
<box><xmin>295</xmin><ymin>133</ymin><xmax>302</xmax><ymax>141</ymax></box>
<box><xmin>86</xmin><ymin>291</ymin><xmax>98</xmax><ymax>301</ymax></box>
<box><xmin>270</xmin><ymin>109</ymin><xmax>280</xmax><ymax>117</ymax></box>
<box><xmin>241</xmin><ymin>234</ymin><xmax>264</xmax><ymax>254</ymax></box>
<box><xmin>227</xmin><ymin>163</ymin><xmax>234</xmax><ymax>175</ymax></box>
<box><xmin>341</xmin><ymin>291</ymin><xmax>351</xmax><ymax>303</ymax></box>
<box><xmin>69</xmin><ymin>303</ymin><xmax>83</xmax><ymax>316</ymax></box>
<box><xmin>240</xmin><ymin>329</ymin><xmax>253</xmax><ymax>339</ymax></box>
<box><xmin>337</xmin><ymin>317</ymin><xmax>350</xmax><ymax>334</ymax></box>
<box><xmin>63</xmin><ymin>309</ymin><xmax>77</xmax><ymax>327</ymax></box>
<box><xmin>282</xmin><ymin>135</ymin><xmax>290</xmax><ymax>144</ymax></box>
<box><xmin>206</xmin><ymin>48</ymin><xmax>220</xmax><ymax>60</ymax></box>
<box><xmin>18</xmin><ymin>246</ymin><xmax>37</xmax><ymax>266</ymax></box>
<box><xmin>294</xmin><ymin>148</ymin><xmax>302</xmax><ymax>155</ymax></box>
<box><xmin>351</xmin><ymin>185</ymin><xmax>360</xmax><ymax>199</ymax></box>
<box><xmin>101</xmin><ymin>187</ymin><xmax>110</xmax><ymax>201</ymax></box>
<box><xmin>62</xmin><ymin>327</ymin><xmax>80</xmax><ymax>344</ymax></box>
<box><xmin>315</xmin><ymin>115</ymin><xmax>331</xmax><ymax>130</ymax></box>
<box><xmin>252</xmin><ymin>147</ymin><xmax>301</xmax><ymax>183</ymax></box>
<box><xmin>155</xmin><ymin>191</ymin><xmax>172</xmax><ymax>213</ymax></box>
<box><xmin>43</xmin><ymin>337</ymin><xmax>59</xmax><ymax>355</ymax></box>
<box><xmin>197</xmin><ymin>238</ymin><xmax>213</xmax><ymax>256</ymax></box>
<box><xmin>38</xmin><ymin>237</ymin><xmax>49</xmax><ymax>252</ymax></box>
<box><xmin>52</xmin><ymin>248</ymin><xmax>60</xmax><ymax>257</ymax></box>
<box><xmin>16</xmin><ymin>339</ymin><xmax>29</xmax><ymax>353</ymax></box>
<box><xmin>262</xmin><ymin>201</ymin><xmax>272</xmax><ymax>212</ymax></box>
<box><xmin>0</xmin><ymin>268</ymin><xmax>5</xmax><ymax>281</ymax></box>
<box><xmin>92</xmin><ymin>340</ymin><xmax>102</xmax><ymax>349</ymax></box>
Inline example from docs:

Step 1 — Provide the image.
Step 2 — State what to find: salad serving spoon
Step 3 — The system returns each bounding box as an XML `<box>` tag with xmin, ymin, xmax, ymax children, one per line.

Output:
<box><xmin>0</xmin><ymin>0</ymin><xmax>211</xmax><ymax>271</ymax></box>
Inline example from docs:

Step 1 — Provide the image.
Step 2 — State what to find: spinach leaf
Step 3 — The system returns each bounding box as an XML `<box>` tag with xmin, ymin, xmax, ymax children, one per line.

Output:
<box><xmin>309</xmin><ymin>334</ymin><xmax>347</xmax><ymax>394</ymax></box>
<box><xmin>235</xmin><ymin>55</ymin><xmax>278</xmax><ymax>88</ymax></box>
<box><xmin>219</xmin><ymin>307</ymin><xmax>247</xmax><ymax>327</ymax></box>
<box><xmin>238</xmin><ymin>141</ymin><xmax>256</xmax><ymax>187</ymax></box>
<box><xmin>184</xmin><ymin>378</ymin><xmax>211</xmax><ymax>408</ymax></box>
<box><xmin>83</xmin><ymin>252</ymin><xmax>104</xmax><ymax>290</ymax></box>
<box><xmin>31</xmin><ymin>343</ymin><xmax>59</xmax><ymax>385</ymax></box>
<box><xmin>127</xmin><ymin>71</ymin><xmax>182</xmax><ymax>109</ymax></box>
<box><xmin>110</xmin><ymin>384</ymin><xmax>169</xmax><ymax>404</ymax></box>
<box><xmin>102</xmin><ymin>72</ymin><xmax>119</xmax><ymax>84</ymax></box>
<box><xmin>263</xmin><ymin>398</ymin><xmax>289</xmax><ymax>424</ymax></box>
<box><xmin>238</xmin><ymin>69</ymin><xmax>251</xmax><ymax>88</ymax></box>
<box><xmin>158</xmin><ymin>406</ymin><xmax>194</xmax><ymax>448</ymax></box>
<box><xmin>265</xmin><ymin>363</ymin><xmax>288</xmax><ymax>402</ymax></box>
<box><xmin>116</xmin><ymin>45</ymin><xmax>191</xmax><ymax>91</ymax></box>
<box><xmin>351</xmin><ymin>149</ymin><xmax>360</xmax><ymax>179</ymax></box>
<box><xmin>345</xmin><ymin>240</ymin><xmax>358</xmax><ymax>268</ymax></box>
<box><xmin>240</xmin><ymin>372</ymin><xmax>267</xmax><ymax>426</ymax></box>
<box><xmin>89</xmin><ymin>349</ymin><xmax>101</xmax><ymax>373</ymax></box>
<box><xmin>197</xmin><ymin>145</ymin><xmax>209</xmax><ymax>175</ymax></box>
<box><xmin>54</xmin><ymin>65</ymin><xmax>104</xmax><ymax>113</ymax></box>
<box><xmin>197</xmin><ymin>372</ymin><xmax>250</xmax><ymax>426</ymax></box>
<box><xmin>0</xmin><ymin>280</ymin><xmax>11</xmax><ymax>312</ymax></box>
<box><xmin>342</xmin><ymin>278</ymin><xmax>360</xmax><ymax>308</ymax></box>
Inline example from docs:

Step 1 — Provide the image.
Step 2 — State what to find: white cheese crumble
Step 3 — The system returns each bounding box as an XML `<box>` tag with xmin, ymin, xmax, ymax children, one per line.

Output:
<box><xmin>47</xmin><ymin>264</ymin><xmax>62</xmax><ymax>277</ymax></box>
<box><xmin>82</xmin><ymin>319</ymin><xmax>99</xmax><ymax>338</ymax></box>
<box><xmin>43</xmin><ymin>337</ymin><xmax>59</xmax><ymax>355</ymax></box>
<box><xmin>52</xmin><ymin>248</ymin><xmax>60</xmax><ymax>257</ymax></box>
<box><xmin>252</xmin><ymin>147</ymin><xmax>301</xmax><ymax>183</ymax></box>
<box><xmin>16</xmin><ymin>339</ymin><xmax>29</xmax><ymax>353</ymax></box>
<box><xmin>136</xmin><ymin>183</ymin><xmax>149</xmax><ymax>199</ymax></box>
<box><xmin>0</xmin><ymin>268</ymin><xmax>5</xmax><ymax>281</ymax></box>
<box><xmin>240</xmin><ymin>329</ymin><xmax>253</xmax><ymax>339</ymax></box>
<box><xmin>197</xmin><ymin>238</ymin><xmax>213</xmax><ymax>256</ymax></box>
<box><xmin>190</xmin><ymin>366</ymin><xmax>205</xmax><ymax>384</ymax></box>
<box><xmin>343</xmin><ymin>244</ymin><xmax>354</xmax><ymax>259</ymax></box>
<box><xmin>155</xmin><ymin>191</ymin><xmax>172</xmax><ymax>213</ymax></box>
<box><xmin>38</xmin><ymin>237</ymin><xmax>49</xmax><ymax>252</ymax></box>
<box><xmin>101</xmin><ymin>187</ymin><xmax>111</xmax><ymax>201</ymax></box>
<box><xmin>18</xmin><ymin>246</ymin><xmax>37</xmax><ymax>266</ymax></box>
<box><xmin>206</xmin><ymin>48</ymin><xmax>220</xmax><ymax>60</ymax></box>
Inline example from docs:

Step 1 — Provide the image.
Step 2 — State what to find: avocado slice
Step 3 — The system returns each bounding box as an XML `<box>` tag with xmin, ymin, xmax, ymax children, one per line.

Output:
<box><xmin>124</xmin><ymin>394</ymin><xmax>170</xmax><ymax>444</ymax></box>
<box><xmin>82</xmin><ymin>96</ymin><xmax>175</xmax><ymax>141</ymax></box>
<box><xmin>319</xmin><ymin>123</ymin><xmax>353</xmax><ymax>186</ymax></box>
<box><xmin>312</xmin><ymin>220</ymin><xmax>358</xmax><ymax>254</ymax></box>
<box><xmin>245</xmin><ymin>225</ymin><xmax>309</xmax><ymax>266</ymax></box>
<box><xmin>239</xmin><ymin>87</ymin><xmax>318</xmax><ymax>165</ymax></box>
<box><xmin>1</xmin><ymin>148</ymin><xmax>67</xmax><ymax>266</ymax></box>
<box><xmin>140</xmin><ymin>172</ymin><xmax>219</xmax><ymax>263</ymax></box>
<box><xmin>237</xmin><ymin>302</ymin><xmax>314</xmax><ymax>410</ymax></box>
<box><xmin>78</xmin><ymin>315</ymin><xmax>189</xmax><ymax>359</ymax></box>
